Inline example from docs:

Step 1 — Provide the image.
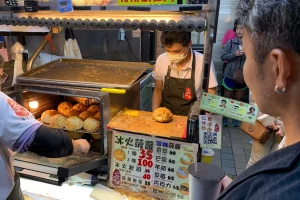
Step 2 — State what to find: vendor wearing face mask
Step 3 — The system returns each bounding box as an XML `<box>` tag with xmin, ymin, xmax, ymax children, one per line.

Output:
<box><xmin>152</xmin><ymin>31</ymin><xmax>218</xmax><ymax>116</ymax></box>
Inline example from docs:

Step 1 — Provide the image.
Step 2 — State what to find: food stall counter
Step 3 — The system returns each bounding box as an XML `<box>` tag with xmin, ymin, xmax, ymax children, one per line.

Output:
<box><xmin>20</xmin><ymin>178</ymin><xmax>94</xmax><ymax>200</ymax></box>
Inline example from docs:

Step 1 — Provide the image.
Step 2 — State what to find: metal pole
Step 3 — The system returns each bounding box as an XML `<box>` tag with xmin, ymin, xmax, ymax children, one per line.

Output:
<box><xmin>26</xmin><ymin>30</ymin><xmax>53</xmax><ymax>72</ymax></box>
<box><xmin>197</xmin><ymin>0</ymin><xmax>217</xmax><ymax>161</ymax></box>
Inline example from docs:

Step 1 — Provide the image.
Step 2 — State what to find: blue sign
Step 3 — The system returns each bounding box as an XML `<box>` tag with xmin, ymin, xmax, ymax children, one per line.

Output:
<box><xmin>58</xmin><ymin>0</ymin><xmax>73</xmax><ymax>13</ymax></box>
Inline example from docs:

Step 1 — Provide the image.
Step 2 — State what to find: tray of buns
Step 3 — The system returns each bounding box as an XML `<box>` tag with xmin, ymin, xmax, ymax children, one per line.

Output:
<box><xmin>17</xmin><ymin>59</ymin><xmax>149</xmax><ymax>89</ymax></box>
<box><xmin>40</xmin><ymin>101</ymin><xmax>101</xmax><ymax>135</ymax></box>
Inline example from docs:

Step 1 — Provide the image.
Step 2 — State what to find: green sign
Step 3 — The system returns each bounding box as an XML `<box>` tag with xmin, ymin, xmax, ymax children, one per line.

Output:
<box><xmin>200</xmin><ymin>93</ymin><xmax>258</xmax><ymax>124</ymax></box>
<box><xmin>118</xmin><ymin>0</ymin><xmax>181</xmax><ymax>6</ymax></box>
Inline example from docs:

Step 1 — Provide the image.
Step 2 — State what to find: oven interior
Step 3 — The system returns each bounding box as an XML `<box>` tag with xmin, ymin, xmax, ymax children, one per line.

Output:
<box><xmin>14</xmin><ymin>90</ymin><xmax>108</xmax><ymax>185</ymax></box>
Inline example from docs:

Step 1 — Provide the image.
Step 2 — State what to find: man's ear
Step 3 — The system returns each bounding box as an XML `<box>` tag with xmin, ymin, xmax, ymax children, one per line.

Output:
<box><xmin>270</xmin><ymin>49</ymin><xmax>292</xmax><ymax>89</ymax></box>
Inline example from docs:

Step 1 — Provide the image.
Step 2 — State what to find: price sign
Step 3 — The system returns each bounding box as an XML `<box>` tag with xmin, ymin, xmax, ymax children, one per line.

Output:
<box><xmin>110</xmin><ymin>130</ymin><xmax>198</xmax><ymax>200</ymax></box>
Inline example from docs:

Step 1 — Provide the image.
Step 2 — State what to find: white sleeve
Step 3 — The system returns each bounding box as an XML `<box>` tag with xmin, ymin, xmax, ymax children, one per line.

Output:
<box><xmin>0</xmin><ymin>92</ymin><xmax>40</xmax><ymax>150</ymax></box>
<box><xmin>152</xmin><ymin>55</ymin><xmax>165</xmax><ymax>81</ymax></box>
<box><xmin>208</xmin><ymin>61</ymin><xmax>218</xmax><ymax>88</ymax></box>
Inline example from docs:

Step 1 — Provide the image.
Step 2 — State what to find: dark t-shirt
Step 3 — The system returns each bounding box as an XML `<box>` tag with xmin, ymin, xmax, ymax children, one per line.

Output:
<box><xmin>218</xmin><ymin>141</ymin><xmax>300</xmax><ymax>200</ymax></box>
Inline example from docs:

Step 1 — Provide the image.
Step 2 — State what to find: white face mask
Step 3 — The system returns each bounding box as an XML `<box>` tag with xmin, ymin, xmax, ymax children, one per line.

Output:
<box><xmin>167</xmin><ymin>48</ymin><xmax>189</xmax><ymax>64</ymax></box>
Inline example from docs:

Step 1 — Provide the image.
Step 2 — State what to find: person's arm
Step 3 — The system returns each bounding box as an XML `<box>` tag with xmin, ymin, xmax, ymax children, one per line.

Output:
<box><xmin>207</xmin><ymin>61</ymin><xmax>218</xmax><ymax>95</ymax></box>
<box><xmin>28</xmin><ymin>125</ymin><xmax>89</xmax><ymax>158</ymax></box>
<box><xmin>0</xmin><ymin>93</ymin><xmax>89</xmax><ymax>158</ymax></box>
<box><xmin>152</xmin><ymin>56</ymin><xmax>165</xmax><ymax>111</ymax></box>
<box><xmin>221</xmin><ymin>40</ymin><xmax>236</xmax><ymax>62</ymax></box>
<box><xmin>208</xmin><ymin>87</ymin><xmax>218</xmax><ymax>95</ymax></box>
<box><xmin>14</xmin><ymin>125</ymin><xmax>89</xmax><ymax>158</ymax></box>
<box><xmin>152</xmin><ymin>79</ymin><xmax>163</xmax><ymax>111</ymax></box>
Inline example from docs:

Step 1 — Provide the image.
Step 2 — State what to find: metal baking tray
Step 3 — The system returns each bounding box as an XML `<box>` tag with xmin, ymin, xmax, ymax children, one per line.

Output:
<box><xmin>15</xmin><ymin>151</ymin><xmax>101</xmax><ymax>168</ymax></box>
<box><xmin>17</xmin><ymin>59</ymin><xmax>149</xmax><ymax>89</ymax></box>
<box><xmin>41</xmin><ymin>121</ymin><xmax>99</xmax><ymax>134</ymax></box>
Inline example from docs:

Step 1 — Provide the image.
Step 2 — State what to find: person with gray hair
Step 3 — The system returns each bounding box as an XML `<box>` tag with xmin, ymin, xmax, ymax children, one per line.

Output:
<box><xmin>218</xmin><ymin>0</ymin><xmax>300</xmax><ymax>199</ymax></box>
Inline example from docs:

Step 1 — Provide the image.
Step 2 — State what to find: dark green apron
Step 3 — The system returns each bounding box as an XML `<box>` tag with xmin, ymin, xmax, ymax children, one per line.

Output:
<box><xmin>161</xmin><ymin>51</ymin><xmax>197</xmax><ymax>116</ymax></box>
<box><xmin>7</xmin><ymin>172</ymin><xmax>24</xmax><ymax>200</ymax></box>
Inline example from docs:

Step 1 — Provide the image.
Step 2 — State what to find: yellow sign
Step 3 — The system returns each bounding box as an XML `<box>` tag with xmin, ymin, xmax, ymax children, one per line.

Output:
<box><xmin>118</xmin><ymin>0</ymin><xmax>178</xmax><ymax>6</ymax></box>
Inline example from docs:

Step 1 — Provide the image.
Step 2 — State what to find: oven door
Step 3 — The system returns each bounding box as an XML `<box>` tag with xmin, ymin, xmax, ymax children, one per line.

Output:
<box><xmin>14</xmin><ymin>152</ymin><xmax>107</xmax><ymax>185</ymax></box>
<box><xmin>13</xmin><ymin>85</ymin><xmax>110</xmax><ymax>185</ymax></box>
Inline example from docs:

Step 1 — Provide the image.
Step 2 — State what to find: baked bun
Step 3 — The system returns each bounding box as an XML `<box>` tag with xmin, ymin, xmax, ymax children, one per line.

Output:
<box><xmin>57</xmin><ymin>102</ymin><xmax>72</xmax><ymax>114</ymax></box>
<box><xmin>87</xmin><ymin>105</ymin><xmax>100</xmax><ymax>115</ymax></box>
<box><xmin>83</xmin><ymin>117</ymin><xmax>100</xmax><ymax>132</ymax></box>
<box><xmin>49</xmin><ymin>114</ymin><xmax>67</xmax><ymax>129</ymax></box>
<box><xmin>41</xmin><ymin>110</ymin><xmax>59</xmax><ymax>124</ymax></box>
<box><xmin>152</xmin><ymin>107</ymin><xmax>173</xmax><ymax>123</ymax></box>
<box><xmin>72</xmin><ymin>103</ymin><xmax>88</xmax><ymax>113</ymax></box>
<box><xmin>62</xmin><ymin>109</ymin><xmax>80</xmax><ymax>118</ymax></box>
<box><xmin>65</xmin><ymin>116</ymin><xmax>83</xmax><ymax>131</ymax></box>
<box><xmin>94</xmin><ymin>112</ymin><xmax>101</xmax><ymax>119</ymax></box>
<box><xmin>79</xmin><ymin>111</ymin><xmax>95</xmax><ymax>120</ymax></box>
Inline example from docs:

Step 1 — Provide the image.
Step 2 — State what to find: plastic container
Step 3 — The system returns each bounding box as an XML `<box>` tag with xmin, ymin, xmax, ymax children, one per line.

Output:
<box><xmin>201</xmin><ymin>148</ymin><xmax>214</xmax><ymax>164</ymax></box>
<box><xmin>188</xmin><ymin>162</ymin><xmax>225</xmax><ymax>200</ymax></box>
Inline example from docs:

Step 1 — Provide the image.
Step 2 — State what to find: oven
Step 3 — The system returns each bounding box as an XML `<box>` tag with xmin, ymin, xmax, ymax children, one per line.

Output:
<box><xmin>13</xmin><ymin>58</ymin><xmax>149</xmax><ymax>185</ymax></box>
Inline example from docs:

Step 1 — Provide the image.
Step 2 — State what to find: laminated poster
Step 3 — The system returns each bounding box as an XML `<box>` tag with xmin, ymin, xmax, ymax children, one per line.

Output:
<box><xmin>200</xmin><ymin>93</ymin><xmax>258</xmax><ymax>124</ymax></box>
<box><xmin>110</xmin><ymin>130</ymin><xmax>199</xmax><ymax>200</ymax></box>
<box><xmin>199</xmin><ymin>115</ymin><xmax>222</xmax><ymax>149</ymax></box>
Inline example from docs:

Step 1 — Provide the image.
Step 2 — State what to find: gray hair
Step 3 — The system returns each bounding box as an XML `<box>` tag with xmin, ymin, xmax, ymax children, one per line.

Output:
<box><xmin>236</xmin><ymin>0</ymin><xmax>300</xmax><ymax>67</ymax></box>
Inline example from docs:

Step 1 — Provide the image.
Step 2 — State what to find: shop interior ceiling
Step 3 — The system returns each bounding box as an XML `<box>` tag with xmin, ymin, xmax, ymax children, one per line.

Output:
<box><xmin>0</xmin><ymin>1</ymin><xmax>218</xmax><ymax>33</ymax></box>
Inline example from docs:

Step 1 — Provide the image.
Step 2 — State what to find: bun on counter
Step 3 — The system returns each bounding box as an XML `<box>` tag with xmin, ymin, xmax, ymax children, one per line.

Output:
<box><xmin>87</xmin><ymin>105</ymin><xmax>100</xmax><ymax>115</ymax></box>
<box><xmin>79</xmin><ymin>111</ymin><xmax>95</xmax><ymax>120</ymax></box>
<box><xmin>57</xmin><ymin>102</ymin><xmax>72</xmax><ymax>114</ymax></box>
<box><xmin>62</xmin><ymin>109</ymin><xmax>80</xmax><ymax>118</ymax></box>
<box><xmin>152</xmin><ymin>107</ymin><xmax>173</xmax><ymax>123</ymax></box>
<box><xmin>41</xmin><ymin>110</ymin><xmax>59</xmax><ymax>124</ymax></box>
<box><xmin>49</xmin><ymin>114</ymin><xmax>67</xmax><ymax>129</ymax></box>
<box><xmin>72</xmin><ymin>103</ymin><xmax>88</xmax><ymax>113</ymax></box>
<box><xmin>94</xmin><ymin>112</ymin><xmax>101</xmax><ymax>119</ymax></box>
<box><xmin>83</xmin><ymin>117</ymin><xmax>100</xmax><ymax>132</ymax></box>
<box><xmin>65</xmin><ymin>116</ymin><xmax>83</xmax><ymax>131</ymax></box>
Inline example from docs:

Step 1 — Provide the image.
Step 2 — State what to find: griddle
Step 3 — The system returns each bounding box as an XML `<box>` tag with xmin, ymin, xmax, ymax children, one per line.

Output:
<box><xmin>17</xmin><ymin>59</ymin><xmax>149</xmax><ymax>89</ymax></box>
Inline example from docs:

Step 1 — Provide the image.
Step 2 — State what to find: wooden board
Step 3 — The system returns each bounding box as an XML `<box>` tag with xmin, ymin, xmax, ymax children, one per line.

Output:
<box><xmin>107</xmin><ymin>110</ymin><xmax>187</xmax><ymax>139</ymax></box>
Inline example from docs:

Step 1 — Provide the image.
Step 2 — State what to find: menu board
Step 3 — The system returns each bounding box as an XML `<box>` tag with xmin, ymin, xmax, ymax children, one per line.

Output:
<box><xmin>199</xmin><ymin>115</ymin><xmax>222</xmax><ymax>149</ymax></box>
<box><xmin>200</xmin><ymin>93</ymin><xmax>258</xmax><ymax>124</ymax></box>
<box><xmin>110</xmin><ymin>130</ymin><xmax>199</xmax><ymax>200</ymax></box>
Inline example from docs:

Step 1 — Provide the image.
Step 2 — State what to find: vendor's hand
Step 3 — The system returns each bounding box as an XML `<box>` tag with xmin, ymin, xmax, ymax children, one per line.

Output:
<box><xmin>72</xmin><ymin>139</ymin><xmax>90</xmax><ymax>154</ymax></box>
<box><xmin>235</xmin><ymin>50</ymin><xmax>244</xmax><ymax>56</ymax></box>
<box><xmin>221</xmin><ymin>175</ymin><xmax>233</xmax><ymax>192</ymax></box>
<box><xmin>0</xmin><ymin>68</ymin><xmax>3</xmax><ymax>77</ymax></box>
